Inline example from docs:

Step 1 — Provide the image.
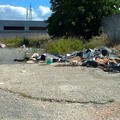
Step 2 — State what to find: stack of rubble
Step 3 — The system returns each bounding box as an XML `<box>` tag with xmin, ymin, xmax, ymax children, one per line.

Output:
<box><xmin>26</xmin><ymin>46</ymin><xmax>120</xmax><ymax>73</ymax></box>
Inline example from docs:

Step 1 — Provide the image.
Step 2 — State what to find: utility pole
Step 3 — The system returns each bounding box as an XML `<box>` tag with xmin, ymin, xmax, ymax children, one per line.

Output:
<box><xmin>29</xmin><ymin>4</ymin><xmax>32</xmax><ymax>21</ymax></box>
<box><xmin>26</xmin><ymin>8</ymin><xmax>29</xmax><ymax>20</ymax></box>
<box><xmin>26</xmin><ymin>4</ymin><xmax>32</xmax><ymax>21</ymax></box>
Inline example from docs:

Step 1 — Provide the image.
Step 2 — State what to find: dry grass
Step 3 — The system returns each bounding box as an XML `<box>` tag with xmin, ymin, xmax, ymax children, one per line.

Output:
<box><xmin>114</xmin><ymin>44</ymin><xmax>120</xmax><ymax>50</ymax></box>
<box><xmin>0</xmin><ymin>34</ymin><xmax>50</xmax><ymax>48</ymax></box>
<box><xmin>85</xmin><ymin>34</ymin><xmax>109</xmax><ymax>49</ymax></box>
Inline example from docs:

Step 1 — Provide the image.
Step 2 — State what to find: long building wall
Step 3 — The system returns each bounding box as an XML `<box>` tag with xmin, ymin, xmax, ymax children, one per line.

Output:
<box><xmin>0</xmin><ymin>20</ymin><xmax>47</xmax><ymax>33</ymax></box>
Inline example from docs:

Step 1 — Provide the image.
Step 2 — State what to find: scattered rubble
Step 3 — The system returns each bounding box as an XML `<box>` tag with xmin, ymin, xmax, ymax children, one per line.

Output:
<box><xmin>14</xmin><ymin>46</ymin><xmax>120</xmax><ymax>73</ymax></box>
<box><xmin>0</xmin><ymin>43</ymin><xmax>6</xmax><ymax>48</ymax></box>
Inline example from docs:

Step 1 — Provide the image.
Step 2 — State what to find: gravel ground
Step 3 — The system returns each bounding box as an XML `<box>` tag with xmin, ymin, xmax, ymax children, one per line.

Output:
<box><xmin>0</xmin><ymin>63</ymin><xmax>120</xmax><ymax>120</ymax></box>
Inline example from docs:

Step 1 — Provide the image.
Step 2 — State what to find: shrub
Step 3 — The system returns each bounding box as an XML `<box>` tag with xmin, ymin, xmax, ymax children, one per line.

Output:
<box><xmin>46</xmin><ymin>37</ymin><xmax>84</xmax><ymax>55</ymax></box>
<box><xmin>20</xmin><ymin>38</ymin><xmax>29</xmax><ymax>47</ymax></box>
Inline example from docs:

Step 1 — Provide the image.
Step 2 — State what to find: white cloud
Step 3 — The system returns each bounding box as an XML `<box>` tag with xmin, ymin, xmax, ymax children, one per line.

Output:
<box><xmin>0</xmin><ymin>5</ymin><xmax>26</xmax><ymax>20</ymax></box>
<box><xmin>38</xmin><ymin>6</ymin><xmax>51</xmax><ymax>16</ymax></box>
<box><xmin>0</xmin><ymin>4</ymin><xmax>52</xmax><ymax>21</ymax></box>
<box><xmin>36</xmin><ymin>6</ymin><xmax>52</xmax><ymax>20</ymax></box>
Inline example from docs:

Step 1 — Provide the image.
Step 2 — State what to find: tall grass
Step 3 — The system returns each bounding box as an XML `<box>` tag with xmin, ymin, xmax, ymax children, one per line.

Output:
<box><xmin>46</xmin><ymin>37</ymin><xmax>84</xmax><ymax>55</ymax></box>
<box><xmin>46</xmin><ymin>34</ymin><xmax>112</xmax><ymax>55</ymax></box>
<box><xmin>0</xmin><ymin>34</ymin><xmax>50</xmax><ymax>48</ymax></box>
<box><xmin>85</xmin><ymin>34</ymin><xmax>109</xmax><ymax>49</ymax></box>
<box><xmin>0</xmin><ymin>36</ymin><xmax>23</xmax><ymax>47</ymax></box>
<box><xmin>1</xmin><ymin>33</ymin><xmax>119</xmax><ymax>55</ymax></box>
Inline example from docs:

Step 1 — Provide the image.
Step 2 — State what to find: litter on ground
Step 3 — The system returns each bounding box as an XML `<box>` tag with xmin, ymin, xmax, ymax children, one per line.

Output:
<box><xmin>13</xmin><ymin>46</ymin><xmax>120</xmax><ymax>73</ymax></box>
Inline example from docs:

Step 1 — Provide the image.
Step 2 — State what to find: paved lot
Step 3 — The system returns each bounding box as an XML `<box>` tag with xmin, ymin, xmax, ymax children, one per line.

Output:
<box><xmin>0</xmin><ymin>64</ymin><xmax>120</xmax><ymax>120</ymax></box>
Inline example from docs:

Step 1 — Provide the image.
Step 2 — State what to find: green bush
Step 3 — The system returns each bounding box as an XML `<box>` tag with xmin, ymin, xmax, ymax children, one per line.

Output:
<box><xmin>46</xmin><ymin>37</ymin><xmax>84</xmax><ymax>55</ymax></box>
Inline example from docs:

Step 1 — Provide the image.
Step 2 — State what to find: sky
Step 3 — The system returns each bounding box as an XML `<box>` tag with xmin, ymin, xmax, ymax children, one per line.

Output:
<box><xmin>0</xmin><ymin>0</ymin><xmax>52</xmax><ymax>21</ymax></box>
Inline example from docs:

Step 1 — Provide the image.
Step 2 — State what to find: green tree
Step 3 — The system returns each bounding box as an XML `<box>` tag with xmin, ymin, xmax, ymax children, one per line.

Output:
<box><xmin>47</xmin><ymin>0</ymin><xmax>120</xmax><ymax>39</ymax></box>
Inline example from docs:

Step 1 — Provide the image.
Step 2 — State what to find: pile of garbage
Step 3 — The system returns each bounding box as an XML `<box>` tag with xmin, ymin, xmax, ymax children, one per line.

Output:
<box><xmin>22</xmin><ymin>46</ymin><xmax>120</xmax><ymax>73</ymax></box>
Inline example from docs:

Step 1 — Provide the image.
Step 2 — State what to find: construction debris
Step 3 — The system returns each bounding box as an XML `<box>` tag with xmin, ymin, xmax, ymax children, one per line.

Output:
<box><xmin>19</xmin><ymin>46</ymin><xmax>120</xmax><ymax>73</ymax></box>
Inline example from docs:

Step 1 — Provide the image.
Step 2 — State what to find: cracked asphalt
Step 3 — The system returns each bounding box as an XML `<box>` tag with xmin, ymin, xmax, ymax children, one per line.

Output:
<box><xmin>0</xmin><ymin>63</ymin><xmax>120</xmax><ymax>120</ymax></box>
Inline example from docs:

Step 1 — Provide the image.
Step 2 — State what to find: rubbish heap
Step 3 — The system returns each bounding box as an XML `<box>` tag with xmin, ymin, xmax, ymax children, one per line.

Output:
<box><xmin>25</xmin><ymin>46</ymin><xmax>120</xmax><ymax>73</ymax></box>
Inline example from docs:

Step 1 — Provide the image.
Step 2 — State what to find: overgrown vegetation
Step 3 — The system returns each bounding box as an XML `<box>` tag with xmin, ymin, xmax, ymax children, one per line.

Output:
<box><xmin>0</xmin><ymin>36</ymin><xmax>23</xmax><ymax>47</ymax></box>
<box><xmin>85</xmin><ymin>34</ymin><xmax>109</xmax><ymax>49</ymax></box>
<box><xmin>0</xmin><ymin>34</ymin><xmax>120</xmax><ymax>55</ymax></box>
<box><xmin>46</xmin><ymin>37</ymin><xmax>84</xmax><ymax>55</ymax></box>
<box><xmin>46</xmin><ymin>34</ymin><xmax>110</xmax><ymax>55</ymax></box>
<box><xmin>0</xmin><ymin>34</ymin><xmax>50</xmax><ymax>48</ymax></box>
